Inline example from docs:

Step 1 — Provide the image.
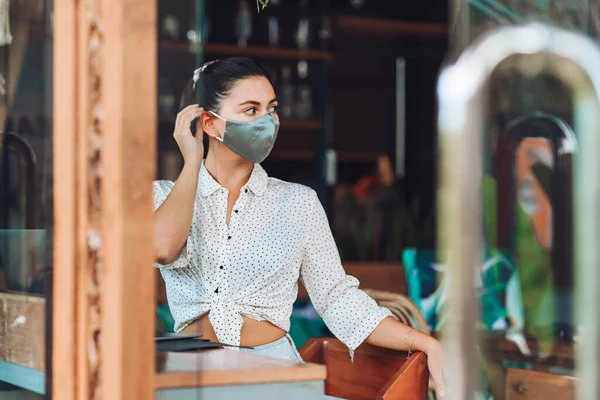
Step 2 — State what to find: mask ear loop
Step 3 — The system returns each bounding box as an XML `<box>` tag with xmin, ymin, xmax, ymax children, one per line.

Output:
<box><xmin>208</xmin><ymin>111</ymin><xmax>225</xmax><ymax>144</ymax></box>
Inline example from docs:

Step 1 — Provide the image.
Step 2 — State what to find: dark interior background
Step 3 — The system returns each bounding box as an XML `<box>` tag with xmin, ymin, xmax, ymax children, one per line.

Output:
<box><xmin>156</xmin><ymin>0</ymin><xmax>449</xmax><ymax>262</ymax></box>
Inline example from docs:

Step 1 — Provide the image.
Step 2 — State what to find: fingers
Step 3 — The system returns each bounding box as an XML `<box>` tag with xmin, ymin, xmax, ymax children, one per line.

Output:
<box><xmin>175</xmin><ymin>104</ymin><xmax>199</xmax><ymax>126</ymax></box>
<box><xmin>180</xmin><ymin>106</ymin><xmax>204</xmax><ymax>124</ymax></box>
<box><xmin>433</xmin><ymin>372</ymin><xmax>446</xmax><ymax>398</ymax></box>
<box><xmin>175</xmin><ymin>105</ymin><xmax>202</xmax><ymax>125</ymax></box>
<box><xmin>181</xmin><ymin>108</ymin><xmax>204</xmax><ymax>127</ymax></box>
<box><xmin>174</xmin><ymin>106</ymin><xmax>204</xmax><ymax>137</ymax></box>
<box><xmin>181</xmin><ymin>104</ymin><xmax>201</xmax><ymax>112</ymax></box>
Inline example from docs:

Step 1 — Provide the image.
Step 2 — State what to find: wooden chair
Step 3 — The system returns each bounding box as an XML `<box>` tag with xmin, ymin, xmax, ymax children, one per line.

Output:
<box><xmin>363</xmin><ymin>289</ymin><xmax>438</xmax><ymax>399</ymax></box>
<box><xmin>300</xmin><ymin>338</ymin><xmax>429</xmax><ymax>400</ymax></box>
<box><xmin>506</xmin><ymin>368</ymin><xmax>576</xmax><ymax>400</ymax></box>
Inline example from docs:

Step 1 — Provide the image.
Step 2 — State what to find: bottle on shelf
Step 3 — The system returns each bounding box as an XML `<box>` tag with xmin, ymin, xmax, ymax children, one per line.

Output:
<box><xmin>268</xmin><ymin>16</ymin><xmax>280</xmax><ymax>47</ymax></box>
<box><xmin>235</xmin><ymin>0</ymin><xmax>253</xmax><ymax>47</ymax></box>
<box><xmin>295</xmin><ymin>0</ymin><xmax>310</xmax><ymax>49</ymax></box>
<box><xmin>162</xmin><ymin>14</ymin><xmax>180</xmax><ymax>40</ymax></box>
<box><xmin>280</xmin><ymin>64</ymin><xmax>295</xmax><ymax>120</ymax></box>
<box><xmin>158</xmin><ymin>77</ymin><xmax>176</xmax><ymax>118</ymax></box>
<box><xmin>318</xmin><ymin>15</ymin><xmax>331</xmax><ymax>49</ymax></box>
<box><xmin>295</xmin><ymin>60</ymin><xmax>313</xmax><ymax>120</ymax></box>
<box><xmin>267</xmin><ymin>0</ymin><xmax>281</xmax><ymax>47</ymax></box>
<box><xmin>349</xmin><ymin>0</ymin><xmax>366</xmax><ymax>9</ymax></box>
<box><xmin>187</xmin><ymin>15</ymin><xmax>210</xmax><ymax>52</ymax></box>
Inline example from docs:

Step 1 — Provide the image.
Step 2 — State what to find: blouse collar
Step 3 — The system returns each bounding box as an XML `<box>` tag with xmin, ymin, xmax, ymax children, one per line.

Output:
<box><xmin>199</xmin><ymin>161</ymin><xmax>268</xmax><ymax>197</ymax></box>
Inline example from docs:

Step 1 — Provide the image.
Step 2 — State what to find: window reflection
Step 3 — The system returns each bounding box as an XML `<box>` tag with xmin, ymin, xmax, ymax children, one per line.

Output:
<box><xmin>0</xmin><ymin>0</ymin><xmax>52</xmax><ymax>397</ymax></box>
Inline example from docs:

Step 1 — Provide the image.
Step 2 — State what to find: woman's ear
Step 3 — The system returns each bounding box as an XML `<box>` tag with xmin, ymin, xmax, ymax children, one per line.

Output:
<box><xmin>200</xmin><ymin>112</ymin><xmax>218</xmax><ymax>138</ymax></box>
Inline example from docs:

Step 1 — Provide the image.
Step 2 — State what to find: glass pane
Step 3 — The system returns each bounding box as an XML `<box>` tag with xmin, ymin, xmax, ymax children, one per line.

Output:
<box><xmin>469</xmin><ymin>0</ymin><xmax>596</xmax><ymax>44</ymax></box>
<box><xmin>0</xmin><ymin>0</ymin><xmax>53</xmax><ymax>398</ymax></box>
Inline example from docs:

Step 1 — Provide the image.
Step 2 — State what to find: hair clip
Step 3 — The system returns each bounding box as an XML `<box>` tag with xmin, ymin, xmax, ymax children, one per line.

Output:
<box><xmin>192</xmin><ymin>59</ymin><xmax>220</xmax><ymax>89</ymax></box>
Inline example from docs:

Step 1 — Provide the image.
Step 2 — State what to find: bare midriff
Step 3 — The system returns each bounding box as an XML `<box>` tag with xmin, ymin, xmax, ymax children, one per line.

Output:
<box><xmin>180</xmin><ymin>313</ymin><xmax>286</xmax><ymax>347</ymax></box>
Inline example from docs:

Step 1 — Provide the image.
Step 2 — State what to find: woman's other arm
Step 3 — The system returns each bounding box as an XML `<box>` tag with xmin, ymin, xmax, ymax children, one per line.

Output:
<box><xmin>154</xmin><ymin>105</ymin><xmax>204</xmax><ymax>264</ymax></box>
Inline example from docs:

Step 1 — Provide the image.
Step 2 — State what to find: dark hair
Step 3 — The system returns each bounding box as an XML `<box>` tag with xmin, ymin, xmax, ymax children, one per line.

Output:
<box><xmin>179</xmin><ymin>57</ymin><xmax>267</xmax><ymax>113</ymax></box>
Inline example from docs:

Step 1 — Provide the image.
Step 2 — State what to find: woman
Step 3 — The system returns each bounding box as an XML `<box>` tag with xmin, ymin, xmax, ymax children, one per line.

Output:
<box><xmin>153</xmin><ymin>57</ymin><xmax>445</xmax><ymax>395</ymax></box>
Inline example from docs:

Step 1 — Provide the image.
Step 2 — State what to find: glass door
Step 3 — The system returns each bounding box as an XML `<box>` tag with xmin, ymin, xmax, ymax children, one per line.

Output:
<box><xmin>439</xmin><ymin>2</ymin><xmax>600</xmax><ymax>399</ymax></box>
<box><xmin>452</xmin><ymin>0</ymin><xmax>597</xmax><ymax>53</ymax></box>
<box><xmin>0</xmin><ymin>0</ymin><xmax>53</xmax><ymax>398</ymax></box>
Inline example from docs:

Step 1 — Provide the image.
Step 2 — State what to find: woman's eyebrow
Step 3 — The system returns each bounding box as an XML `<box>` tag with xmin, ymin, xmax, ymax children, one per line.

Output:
<box><xmin>238</xmin><ymin>100</ymin><xmax>261</xmax><ymax>107</ymax></box>
<box><xmin>238</xmin><ymin>98</ymin><xmax>278</xmax><ymax>107</ymax></box>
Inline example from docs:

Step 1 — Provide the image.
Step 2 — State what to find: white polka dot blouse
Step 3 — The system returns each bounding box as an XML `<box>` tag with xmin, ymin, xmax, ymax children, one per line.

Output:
<box><xmin>153</xmin><ymin>162</ymin><xmax>392</xmax><ymax>354</ymax></box>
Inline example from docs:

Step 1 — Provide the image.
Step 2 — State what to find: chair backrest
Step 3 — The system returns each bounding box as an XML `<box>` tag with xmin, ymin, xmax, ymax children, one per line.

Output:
<box><xmin>363</xmin><ymin>289</ymin><xmax>430</xmax><ymax>335</ymax></box>
<box><xmin>300</xmin><ymin>338</ymin><xmax>429</xmax><ymax>400</ymax></box>
<box><xmin>506</xmin><ymin>368</ymin><xmax>576</xmax><ymax>400</ymax></box>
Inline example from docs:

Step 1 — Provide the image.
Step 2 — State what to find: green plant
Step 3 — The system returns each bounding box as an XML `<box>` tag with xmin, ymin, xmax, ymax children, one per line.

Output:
<box><xmin>256</xmin><ymin>0</ymin><xmax>269</xmax><ymax>11</ymax></box>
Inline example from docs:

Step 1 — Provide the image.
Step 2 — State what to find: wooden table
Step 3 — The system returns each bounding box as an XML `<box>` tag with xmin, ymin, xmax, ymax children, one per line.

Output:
<box><xmin>155</xmin><ymin>348</ymin><xmax>328</xmax><ymax>400</ymax></box>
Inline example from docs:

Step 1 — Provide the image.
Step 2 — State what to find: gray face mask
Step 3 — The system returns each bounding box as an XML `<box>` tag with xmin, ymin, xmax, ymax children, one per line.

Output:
<box><xmin>209</xmin><ymin>111</ymin><xmax>280</xmax><ymax>164</ymax></box>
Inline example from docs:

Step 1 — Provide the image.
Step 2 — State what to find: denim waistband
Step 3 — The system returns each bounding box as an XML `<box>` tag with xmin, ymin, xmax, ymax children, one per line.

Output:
<box><xmin>248</xmin><ymin>334</ymin><xmax>292</xmax><ymax>351</ymax></box>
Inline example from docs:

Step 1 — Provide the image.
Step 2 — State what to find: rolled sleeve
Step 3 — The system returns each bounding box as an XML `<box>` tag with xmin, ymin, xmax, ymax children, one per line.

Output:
<box><xmin>153</xmin><ymin>180</ymin><xmax>190</xmax><ymax>270</ymax></box>
<box><xmin>300</xmin><ymin>190</ymin><xmax>392</xmax><ymax>355</ymax></box>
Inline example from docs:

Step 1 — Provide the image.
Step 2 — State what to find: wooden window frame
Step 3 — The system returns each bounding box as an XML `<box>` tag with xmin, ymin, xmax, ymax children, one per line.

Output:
<box><xmin>53</xmin><ymin>0</ymin><xmax>157</xmax><ymax>399</ymax></box>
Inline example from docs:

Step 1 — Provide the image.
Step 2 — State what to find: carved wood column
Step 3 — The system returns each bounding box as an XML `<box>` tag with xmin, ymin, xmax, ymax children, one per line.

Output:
<box><xmin>53</xmin><ymin>0</ymin><xmax>157</xmax><ymax>399</ymax></box>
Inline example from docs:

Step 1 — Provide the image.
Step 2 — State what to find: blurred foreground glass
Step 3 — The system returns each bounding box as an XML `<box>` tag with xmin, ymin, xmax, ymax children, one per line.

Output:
<box><xmin>452</xmin><ymin>0</ymin><xmax>599</xmax><ymax>54</ymax></box>
<box><xmin>438</xmin><ymin>22</ymin><xmax>600</xmax><ymax>399</ymax></box>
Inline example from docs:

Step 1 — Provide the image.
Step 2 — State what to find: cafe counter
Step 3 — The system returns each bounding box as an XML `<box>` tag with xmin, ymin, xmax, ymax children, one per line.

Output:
<box><xmin>156</xmin><ymin>348</ymin><xmax>327</xmax><ymax>399</ymax></box>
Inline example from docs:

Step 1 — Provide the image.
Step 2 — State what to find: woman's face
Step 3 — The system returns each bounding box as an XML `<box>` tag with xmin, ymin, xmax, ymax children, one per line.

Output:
<box><xmin>208</xmin><ymin>76</ymin><xmax>278</xmax><ymax>137</ymax></box>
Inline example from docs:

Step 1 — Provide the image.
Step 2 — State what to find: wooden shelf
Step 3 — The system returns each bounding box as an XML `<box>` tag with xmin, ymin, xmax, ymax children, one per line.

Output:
<box><xmin>337</xmin><ymin>151</ymin><xmax>381</xmax><ymax>162</ymax></box>
<box><xmin>281</xmin><ymin>120</ymin><xmax>322</xmax><ymax>131</ymax></box>
<box><xmin>269</xmin><ymin>150</ymin><xmax>314</xmax><ymax>162</ymax></box>
<box><xmin>160</xmin><ymin>40</ymin><xmax>334</xmax><ymax>61</ymax></box>
<box><xmin>268</xmin><ymin>150</ymin><xmax>382</xmax><ymax>162</ymax></box>
<box><xmin>335</xmin><ymin>15</ymin><xmax>447</xmax><ymax>38</ymax></box>
<box><xmin>159</xmin><ymin>119</ymin><xmax>322</xmax><ymax>131</ymax></box>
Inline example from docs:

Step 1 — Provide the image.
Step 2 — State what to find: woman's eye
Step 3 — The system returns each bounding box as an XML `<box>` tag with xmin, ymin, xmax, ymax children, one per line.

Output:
<box><xmin>269</xmin><ymin>105</ymin><xmax>279</xmax><ymax>113</ymax></box>
<box><xmin>244</xmin><ymin>108</ymin><xmax>257</xmax><ymax>116</ymax></box>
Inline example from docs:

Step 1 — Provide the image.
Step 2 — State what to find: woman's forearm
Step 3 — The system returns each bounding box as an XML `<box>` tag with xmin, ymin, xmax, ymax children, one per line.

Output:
<box><xmin>154</xmin><ymin>159</ymin><xmax>201</xmax><ymax>263</ymax></box>
<box><xmin>366</xmin><ymin>316</ymin><xmax>438</xmax><ymax>354</ymax></box>
<box><xmin>367</xmin><ymin>317</ymin><xmax>446</xmax><ymax>396</ymax></box>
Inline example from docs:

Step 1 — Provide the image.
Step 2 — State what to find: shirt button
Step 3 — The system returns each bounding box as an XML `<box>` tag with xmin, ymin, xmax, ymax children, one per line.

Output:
<box><xmin>220</xmin><ymin>265</ymin><xmax>224</xmax><ymax>270</ymax></box>
<box><xmin>214</xmin><ymin>287</ymin><xmax>219</xmax><ymax>294</ymax></box>
<box><xmin>245</xmin><ymin>189</ymin><xmax>248</xmax><ymax>193</ymax></box>
<box><xmin>228</xmin><ymin>236</ymin><xmax>232</xmax><ymax>240</ymax></box>
<box><xmin>234</xmin><ymin>210</ymin><xmax>239</xmax><ymax>213</ymax></box>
